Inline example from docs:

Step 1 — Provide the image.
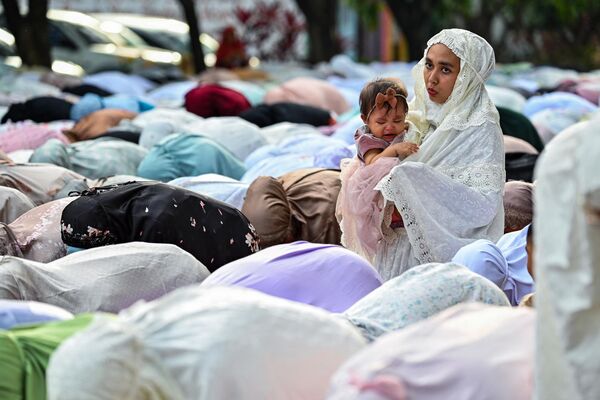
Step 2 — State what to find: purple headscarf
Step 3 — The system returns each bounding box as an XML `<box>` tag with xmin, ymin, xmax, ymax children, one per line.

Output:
<box><xmin>452</xmin><ymin>231</ymin><xmax>534</xmax><ymax>305</ymax></box>
<box><xmin>201</xmin><ymin>241</ymin><xmax>383</xmax><ymax>312</ymax></box>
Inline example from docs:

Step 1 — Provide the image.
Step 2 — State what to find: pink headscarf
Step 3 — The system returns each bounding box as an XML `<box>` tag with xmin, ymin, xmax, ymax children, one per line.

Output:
<box><xmin>328</xmin><ymin>303</ymin><xmax>534</xmax><ymax>400</ymax></box>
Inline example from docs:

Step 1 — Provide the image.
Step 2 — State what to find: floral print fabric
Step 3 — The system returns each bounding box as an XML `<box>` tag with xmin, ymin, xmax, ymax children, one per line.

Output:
<box><xmin>61</xmin><ymin>181</ymin><xmax>259</xmax><ymax>271</ymax></box>
<box><xmin>343</xmin><ymin>262</ymin><xmax>510</xmax><ymax>341</ymax></box>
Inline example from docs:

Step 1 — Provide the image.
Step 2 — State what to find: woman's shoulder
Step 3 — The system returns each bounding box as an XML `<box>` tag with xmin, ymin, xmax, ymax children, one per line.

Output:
<box><xmin>452</xmin><ymin>118</ymin><xmax>502</xmax><ymax>139</ymax></box>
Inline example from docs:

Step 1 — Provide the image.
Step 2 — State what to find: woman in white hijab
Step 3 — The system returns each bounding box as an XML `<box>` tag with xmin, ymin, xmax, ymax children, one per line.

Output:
<box><xmin>0</xmin><ymin>242</ymin><xmax>210</xmax><ymax>313</ymax></box>
<box><xmin>534</xmin><ymin>114</ymin><xmax>600</xmax><ymax>400</ymax></box>
<box><xmin>47</xmin><ymin>286</ymin><xmax>366</xmax><ymax>400</ymax></box>
<box><xmin>374</xmin><ymin>29</ymin><xmax>504</xmax><ymax>279</ymax></box>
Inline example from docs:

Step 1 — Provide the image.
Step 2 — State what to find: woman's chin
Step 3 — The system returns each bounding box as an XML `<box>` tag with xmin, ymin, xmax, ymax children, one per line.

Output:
<box><xmin>428</xmin><ymin>94</ymin><xmax>448</xmax><ymax>104</ymax></box>
<box><xmin>428</xmin><ymin>94</ymin><xmax>439</xmax><ymax>103</ymax></box>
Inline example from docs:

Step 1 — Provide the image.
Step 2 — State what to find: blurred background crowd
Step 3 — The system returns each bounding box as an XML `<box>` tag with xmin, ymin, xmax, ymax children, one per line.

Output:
<box><xmin>1</xmin><ymin>0</ymin><xmax>598</xmax><ymax>79</ymax></box>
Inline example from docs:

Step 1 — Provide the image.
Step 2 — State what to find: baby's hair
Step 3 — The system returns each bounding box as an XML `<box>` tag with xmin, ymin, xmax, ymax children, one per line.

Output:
<box><xmin>359</xmin><ymin>78</ymin><xmax>408</xmax><ymax>121</ymax></box>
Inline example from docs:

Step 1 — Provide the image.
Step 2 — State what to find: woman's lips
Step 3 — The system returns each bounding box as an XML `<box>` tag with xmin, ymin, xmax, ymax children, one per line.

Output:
<box><xmin>427</xmin><ymin>88</ymin><xmax>437</xmax><ymax>96</ymax></box>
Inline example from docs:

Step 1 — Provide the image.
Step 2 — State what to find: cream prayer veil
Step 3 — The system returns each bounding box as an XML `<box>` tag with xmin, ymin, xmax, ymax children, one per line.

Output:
<box><xmin>534</xmin><ymin>115</ymin><xmax>600</xmax><ymax>400</ymax></box>
<box><xmin>374</xmin><ymin>29</ymin><xmax>505</xmax><ymax>279</ymax></box>
<box><xmin>47</xmin><ymin>286</ymin><xmax>366</xmax><ymax>400</ymax></box>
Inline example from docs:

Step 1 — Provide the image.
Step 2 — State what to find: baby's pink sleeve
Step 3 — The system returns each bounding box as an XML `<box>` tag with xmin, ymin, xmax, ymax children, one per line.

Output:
<box><xmin>355</xmin><ymin>132</ymin><xmax>388</xmax><ymax>162</ymax></box>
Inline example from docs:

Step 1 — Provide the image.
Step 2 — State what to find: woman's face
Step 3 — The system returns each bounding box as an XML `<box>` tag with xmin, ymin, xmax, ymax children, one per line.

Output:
<box><xmin>423</xmin><ymin>44</ymin><xmax>460</xmax><ymax>104</ymax></box>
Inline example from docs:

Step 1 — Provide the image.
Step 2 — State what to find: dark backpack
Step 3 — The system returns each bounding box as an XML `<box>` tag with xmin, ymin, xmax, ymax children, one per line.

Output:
<box><xmin>61</xmin><ymin>181</ymin><xmax>260</xmax><ymax>271</ymax></box>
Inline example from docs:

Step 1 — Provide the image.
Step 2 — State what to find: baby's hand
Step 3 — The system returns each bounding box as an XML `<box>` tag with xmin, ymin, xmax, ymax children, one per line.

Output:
<box><xmin>392</xmin><ymin>142</ymin><xmax>419</xmax><ymax>158</ymax></box>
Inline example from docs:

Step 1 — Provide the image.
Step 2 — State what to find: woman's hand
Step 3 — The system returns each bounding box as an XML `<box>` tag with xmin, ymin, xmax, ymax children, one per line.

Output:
<box><xmin>392</xmin><ymin>142</ymin><xmax>419</xmax><ymax>158</ymax></box>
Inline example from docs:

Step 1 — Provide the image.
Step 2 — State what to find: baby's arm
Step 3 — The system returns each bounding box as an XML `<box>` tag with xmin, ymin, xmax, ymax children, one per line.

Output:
<box><xmin>363</xmin><ymin>146</ymin><xmax>397</xmax><ymax>165</ymax></box>
<box><xmin>363</xmin><ymin>142</ymin><xmax>419</xmax><ymax>165</ymax></box>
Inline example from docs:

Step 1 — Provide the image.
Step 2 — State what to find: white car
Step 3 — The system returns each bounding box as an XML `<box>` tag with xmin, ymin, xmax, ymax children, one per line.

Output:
<box><xmin>0</xmin><ymin>27</ymin><xmax>84</xmax><ymax>76</ymax></box>
<box><xmin>91</xmin><ymin>13</ymin><xmax>219</xmax><ymax>71</ymax></box>
<box><xmin>47</xmin><ymin>10</ymin><xmax>183</xmax><ymax>76</ymax></box>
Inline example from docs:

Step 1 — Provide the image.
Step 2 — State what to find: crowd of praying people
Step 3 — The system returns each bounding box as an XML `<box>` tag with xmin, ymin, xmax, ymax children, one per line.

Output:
<box><xmin>0</xmin><ymin>27</ymin><xmax>599</xmax><ymax>399</ymax></box>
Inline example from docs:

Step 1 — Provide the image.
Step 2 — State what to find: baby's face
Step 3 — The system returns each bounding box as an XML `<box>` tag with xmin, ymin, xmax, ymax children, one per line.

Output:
<box><xmin>365</xmin><ymin>106</ymin><xmax>407</xmax><ymax>143</ymax></box>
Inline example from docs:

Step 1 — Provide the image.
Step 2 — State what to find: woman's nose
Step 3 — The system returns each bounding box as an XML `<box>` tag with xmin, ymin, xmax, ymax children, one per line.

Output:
<box><xmin>428</xmin><ymin>71</ymin><xmax>439</xmax><ymax>85</ymax></box>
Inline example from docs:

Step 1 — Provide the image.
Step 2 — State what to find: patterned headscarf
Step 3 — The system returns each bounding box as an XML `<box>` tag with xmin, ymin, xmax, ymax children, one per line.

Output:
<box><xmin>343</xmin><ymin>262</ymin><xmax>510</xmax><ymax>341</ymax></box>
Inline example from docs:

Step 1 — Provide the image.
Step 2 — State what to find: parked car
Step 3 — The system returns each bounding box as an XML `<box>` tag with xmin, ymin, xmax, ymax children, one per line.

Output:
<box><xmin>47</xmin><ymin>10</ymin><xmax>184</xmax><ymax>78</ymax></box>
<box><xmin>92</xmin><ymin>13</ymin><xmax>219</xmax><ymax>72</ymax></box>
<box><xmin>0</xmin><ymin>27</ymin><xmax>84</xmax><ymax>76</ymax></box>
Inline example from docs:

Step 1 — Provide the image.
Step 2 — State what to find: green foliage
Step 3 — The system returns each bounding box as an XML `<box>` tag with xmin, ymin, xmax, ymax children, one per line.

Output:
<box><xmin>437</xmin><ymin>0</ymin><xmax>472</xmax><ymax>18</ymax></box>
<box><xmin>344</xmin><ymin>0</ymin><xmax>383</xmax><ymax>30</ymax></box>
<box><xmin>347</xmin><ymin>0</ymin><xmax>599</xmax><ymax>68</ymax></box>
<box><xmin>498</xmin><ymin>0</ymin><xmax>600</xmax><ymax>68</ymax></box>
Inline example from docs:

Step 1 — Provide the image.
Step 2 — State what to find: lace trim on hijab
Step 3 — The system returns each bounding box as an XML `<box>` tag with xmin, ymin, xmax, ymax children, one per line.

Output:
<box><xmin>376</xmin><ymin>193</ymin><xmax>433</xmax><ymax>266</ymax></box>
<box><xmin>377</xmin><ymin>162</ymin><xmax>503</xmax><ymax>264</ymax></box>
<box><xmin>433</xmin><ymin>35</ymin><xmax>487</xmax><ymax>84</ymax></box>
<box><xmin>436</xmin><ymin>164</ymin><xmax>505</xmax><ymax>192</ymax></box>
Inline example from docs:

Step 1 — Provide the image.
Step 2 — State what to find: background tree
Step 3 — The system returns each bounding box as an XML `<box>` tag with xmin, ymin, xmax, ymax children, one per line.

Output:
<box><xmin>177</xmin><ymin>0</ymin><xmax>206</xmax><ymax>73</ymax></box>
<box><xmin>383</xmin><ymin>0</ymin><xmax>444</xmax><ymax>60</ymax></box>
<box><xmin>1</xmin><ymin>0</ymin><xmax>51</xmax><ymax>68</ymax></box>
<box><xmin>294</xmin><ymin>0</ymin><xmax>340</xmax><ymax>64</ymax></box>
<box><xmin>349</xmin><ymin>0</ymin><xmax>599</xmax><ymax>69</ymax></box>
<box><xmin>346</xmin><ymin>0</ymin><xmax>470</xmax><ymax>61</ymax></box>
<box><xmin>498</xmin><ymin>0</ymin><xmax>600</xmax><ymax>69</ymax></box>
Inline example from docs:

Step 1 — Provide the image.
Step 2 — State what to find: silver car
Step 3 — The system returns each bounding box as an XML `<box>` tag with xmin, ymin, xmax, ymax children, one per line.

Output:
<box><xmin>47</xmin><ymin>10</ymin><xmax>183</xmax><ymax>76</ymax></box>
<box><xmin>91</xmin><ymin>13</ymin><xmax>219</xmax><ymax>73</ymax></box>
<box><xmin>0</xmin><ymin>26</ymin><xmax>85</xmax><ymax>76</ymax></box>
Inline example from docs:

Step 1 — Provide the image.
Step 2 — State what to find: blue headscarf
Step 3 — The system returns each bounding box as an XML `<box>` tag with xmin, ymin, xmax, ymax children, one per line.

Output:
<box><xmin>452</xmin><ymin>232</ymin><xmax>534</xmax><ymax>305</ymax></box>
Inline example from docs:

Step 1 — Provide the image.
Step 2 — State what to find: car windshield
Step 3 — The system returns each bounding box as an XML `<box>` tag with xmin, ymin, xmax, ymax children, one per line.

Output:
<box><xmin>130</xmin><ymin>28</ymin><xmax>212</xmax><ymax>55</ymax></box>
<box><xmin>71</xmin><ymin>23</ymin><xmax>114</xmax><ymax>45</ymax></box>
<box><xmin>130</xmin><ymin>28</ymin><xmax>185</xmax><ymax>52</ymax></box>
<box><xmin>49</xmin><ymin>22</ymin><xmax>78</xmax><ymax>49</ymax></box>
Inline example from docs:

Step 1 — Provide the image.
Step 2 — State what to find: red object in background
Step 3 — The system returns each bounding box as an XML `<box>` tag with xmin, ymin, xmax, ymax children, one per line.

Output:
<box><xmin>233</xmin><ymin>1</ymin><xmax>305</xmax><ymax>61</ymax></box>
<box><xmin>184</xmin><ymin>84</ymin><xmax>251</xmax><ymax>118</ymax></box>
<box><xmin>215</xmin><ymin>26</ymin><xmax>249</xmax><ymax>69</ymax></box>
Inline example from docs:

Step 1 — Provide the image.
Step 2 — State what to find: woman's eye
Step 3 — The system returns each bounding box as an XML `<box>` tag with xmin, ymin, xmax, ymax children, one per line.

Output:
<box><xmin>442</xmin><ymin>67</ymin><xmax>451</xmax><ymax>74</ymax></box>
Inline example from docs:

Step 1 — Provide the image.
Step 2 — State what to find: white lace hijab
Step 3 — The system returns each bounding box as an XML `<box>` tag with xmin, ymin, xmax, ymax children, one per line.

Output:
<box><xmin>377</xmin><ymin>29</ymin><xmax>505</xmax><ymax>266</ymax></box>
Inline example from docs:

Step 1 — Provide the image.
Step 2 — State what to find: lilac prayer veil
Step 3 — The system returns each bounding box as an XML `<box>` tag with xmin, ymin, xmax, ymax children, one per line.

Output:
<box><xmin>201</xmin><ymin>241</ymin><xmax>382</xmax><ymax>312</ymax></box>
